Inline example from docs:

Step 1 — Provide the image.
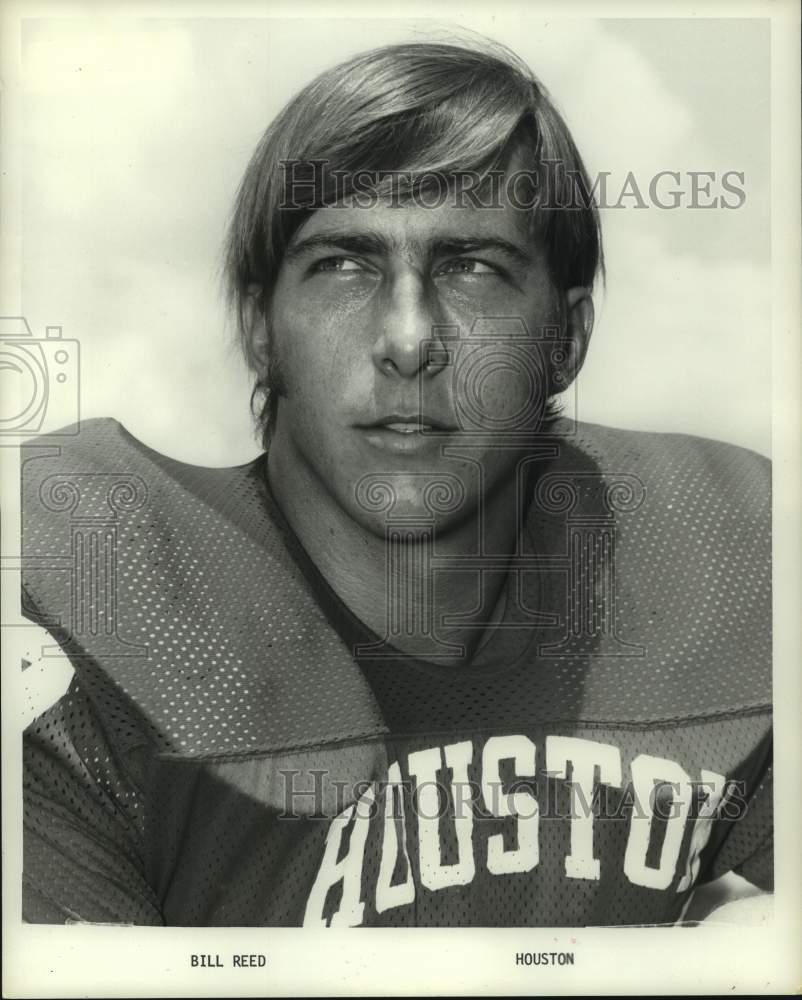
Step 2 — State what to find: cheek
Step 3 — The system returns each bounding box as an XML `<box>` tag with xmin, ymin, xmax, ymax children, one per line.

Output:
<box><xmin>269</xmin><ymin>299</ymin><xmax>369</xmax><ymax>417</ymax></box>
<box><xmin>441</xmin><ymin>283</ymin><xmax>561</xmax><ymax>432</ymax></box>
<box><xmin>451</xmin><ymin>340</ymin><xmax>550</xmax><ymax>433</ymax></box>
<box><xmin>272</xmin><ymin>307</ymin><xmax>343</xmax><ymax>395</ymax></box>
<box><xmin>271</xmin><ymin>300</ymin><xmax>320</xmax><ymax>375</ymax></box>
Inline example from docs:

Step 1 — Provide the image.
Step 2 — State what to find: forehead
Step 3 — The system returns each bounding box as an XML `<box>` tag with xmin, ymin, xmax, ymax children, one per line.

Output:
<box><xmin>287</xmin><ymin>188</ymin><xmax>536</xmax><ymax>253</ymax></box>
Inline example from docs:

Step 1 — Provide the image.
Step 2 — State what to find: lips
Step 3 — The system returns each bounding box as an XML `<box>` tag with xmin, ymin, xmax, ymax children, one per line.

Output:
<box><xmin>359</xmin><ymin>413</ymin><xmax>456</xmax><ymax>433</ymax></box>
<box><xmin>384</xmin><ymin>423</ymin><xmax>428</xmax><ymax>434</ymax></box>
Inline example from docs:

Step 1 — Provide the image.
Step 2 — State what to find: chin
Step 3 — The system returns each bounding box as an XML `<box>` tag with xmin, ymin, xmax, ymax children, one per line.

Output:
<box><xmin>347</xmin><ymin>469</ymin><xmax>473</xmax><ymax>538</ymax></box>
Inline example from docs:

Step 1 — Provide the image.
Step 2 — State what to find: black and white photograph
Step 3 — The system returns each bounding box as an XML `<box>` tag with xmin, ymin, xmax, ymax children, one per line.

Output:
<box><xmin>1</xmin><ymin>1</ymin><xmax>799</xmax><ymax>996</ymax></box>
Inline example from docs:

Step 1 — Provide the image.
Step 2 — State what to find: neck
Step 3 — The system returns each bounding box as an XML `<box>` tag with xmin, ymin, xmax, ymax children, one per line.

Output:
<box><xmin>266</xmin><ymin>426</ymin><xmax>526</xmax><ymax>667</ymax></box>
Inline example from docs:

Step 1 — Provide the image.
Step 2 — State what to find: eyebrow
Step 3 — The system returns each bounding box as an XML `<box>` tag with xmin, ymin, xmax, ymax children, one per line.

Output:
<box><xmin>284</xmin><ymin>231</ymin><xmax>534</xmax><ymax>266</ymax></box>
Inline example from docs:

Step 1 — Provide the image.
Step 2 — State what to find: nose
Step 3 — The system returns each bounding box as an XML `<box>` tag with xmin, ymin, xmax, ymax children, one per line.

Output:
<box><xmin>371</xmin><ymin>270</ymin><xmax>446</xmax><ymax>379</ymax></box>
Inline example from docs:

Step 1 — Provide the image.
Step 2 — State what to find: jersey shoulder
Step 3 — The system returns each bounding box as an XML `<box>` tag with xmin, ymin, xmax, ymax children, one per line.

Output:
<box><xmin>531</xmin><ymin>421</ymin><xmax>772</xmax><ymax>720</ymax></box>
<box><xmin>21</xmin><ymin>418</ymin><xmax>386</xmax><ymax>758</ymax></box>
<box><xmin>571</xmin><ymin>420</ymin><xmax>770</xmax><ymax>510</ymax></box>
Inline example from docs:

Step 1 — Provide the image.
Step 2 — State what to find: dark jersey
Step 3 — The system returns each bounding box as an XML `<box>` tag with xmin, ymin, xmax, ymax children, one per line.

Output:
<box><xmin>21</xmin><ymin>418</ymin><xmax>772</xmax><ymax>926</ymax></box>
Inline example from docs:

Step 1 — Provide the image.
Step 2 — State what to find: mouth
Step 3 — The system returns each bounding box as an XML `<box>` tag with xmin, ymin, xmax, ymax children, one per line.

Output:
<box><xmin>354</xmin><ymin>413</ymin><xmax>458</xmax><ymax>454</ymax></box>
<box><xmin>358</xmin><ymin>414</ymin><xmax>456</xmax><ymax>434</ymax></box>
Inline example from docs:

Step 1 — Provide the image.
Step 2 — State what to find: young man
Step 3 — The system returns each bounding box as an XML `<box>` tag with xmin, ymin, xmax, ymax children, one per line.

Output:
<box><xmin>21</xmin><ymin>41</ymin><xmax>771</xmax><ymax>927</ymax></box>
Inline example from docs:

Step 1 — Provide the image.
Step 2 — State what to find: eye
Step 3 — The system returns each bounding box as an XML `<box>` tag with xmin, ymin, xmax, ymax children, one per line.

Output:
<box><xmin>312</xmin><ymin>256</ymin><xmax>364</xmax><ymax>273</ymax></box>
<box><xmin>435</xmin><ymin>258</ymin><xmax>498</xmax><ymax>276</ymax></box>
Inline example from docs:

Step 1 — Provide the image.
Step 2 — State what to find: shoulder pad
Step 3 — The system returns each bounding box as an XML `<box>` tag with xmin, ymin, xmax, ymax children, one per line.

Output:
<box><xmin>22</xmin><ymin>419</ymin><xmax>386</xmax><ymax>757</ymax></box>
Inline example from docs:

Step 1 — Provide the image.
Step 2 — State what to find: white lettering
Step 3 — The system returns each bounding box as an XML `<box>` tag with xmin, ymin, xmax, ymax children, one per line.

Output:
<box><xmin>624</xmin><ymin>754</ymin><xmax>692</xmax><ymax>890</ymax></box>
<box><xmin>546</xmin><ymin>736</ymin><xmax>622</xmax><ymax>880</ymax></box>
<box><xmin>482</xmin><ymin>735</ymin><xmax>539</xmax><ymax>875</ymax></box>
<box><xmin>375</xmin><ymin>761</ymin><xmax>415</xmax><ymax>913</ymax></box>
<box><xmin>408</xmin><ymin>741</ymin><xmax>475</xmax><ymax>890</ymax></box>
<box><xmin>676</xmin><ymin>770</ymin><xmax>729</xmax><ymax>891</ymax></box>
<box><xmin>303</xmin><ymin>785</ymin><xmax>375</xmax><ymax>927</ymax></box>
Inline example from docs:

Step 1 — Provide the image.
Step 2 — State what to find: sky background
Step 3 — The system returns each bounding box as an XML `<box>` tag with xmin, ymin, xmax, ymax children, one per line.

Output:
<box><xmin>18</xmin><ymin>15</ymin><xmax>771</xmax><ymax>465</ymax></box>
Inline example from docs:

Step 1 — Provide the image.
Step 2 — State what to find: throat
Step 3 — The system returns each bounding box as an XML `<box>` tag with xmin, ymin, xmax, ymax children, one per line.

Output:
<box><xmin>265</xmin><ymin>430</ymin><xmax>522</xmax><ymax>667</ymax></box>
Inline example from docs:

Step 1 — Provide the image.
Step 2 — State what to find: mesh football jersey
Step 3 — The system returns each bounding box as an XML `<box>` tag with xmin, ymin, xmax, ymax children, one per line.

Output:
<box><xmin>21</xmin><ymin>418</ymin><xmax>772</xmax><ymax>926</ymax></box>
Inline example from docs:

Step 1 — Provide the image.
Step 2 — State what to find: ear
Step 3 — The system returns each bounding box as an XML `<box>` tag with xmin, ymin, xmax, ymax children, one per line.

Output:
<box><xmin>550</xmin><ymin>286</ymin><xmax>594</xmax><ymax>394</ymax></box>
<box><xmin>242</xmin><ymin>283</ymin><xmax>269</xmax><ymax>371</ymax></box>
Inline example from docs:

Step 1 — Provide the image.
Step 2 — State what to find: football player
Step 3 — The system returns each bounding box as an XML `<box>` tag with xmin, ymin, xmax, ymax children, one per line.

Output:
<box><xmin>22</xmin><ymin>40</ymin><xmax>771</xmax><ymax>927</ymax></box>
